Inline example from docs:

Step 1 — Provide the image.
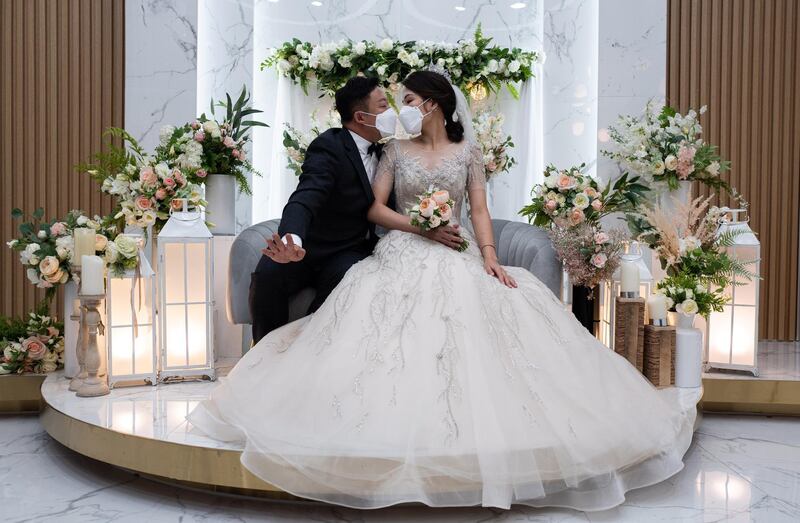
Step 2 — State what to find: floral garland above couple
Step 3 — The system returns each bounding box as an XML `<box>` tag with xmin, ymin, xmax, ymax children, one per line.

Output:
<box><xmin>263</xmin><ymin>26</ymin><xmax>541</xmax><ymax>99</ymax></box>
<box><xmin>282</xmin><ymin>107</ymin><xmax>515</xmax><ymax>181</ymax></box>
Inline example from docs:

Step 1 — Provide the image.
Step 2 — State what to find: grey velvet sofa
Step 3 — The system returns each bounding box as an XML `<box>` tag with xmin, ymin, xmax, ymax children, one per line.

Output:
<box><xmin>227</xmin><ymin>219</ymin><xmax>562</xmax><ymax>326</ymax></box>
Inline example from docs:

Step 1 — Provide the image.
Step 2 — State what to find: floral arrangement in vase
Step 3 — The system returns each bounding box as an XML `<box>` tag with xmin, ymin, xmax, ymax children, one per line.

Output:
<box><xmin>79</xmin><ymin>128</ymin><xmax>206</xmax><ymax>233</ymax></box>
<box><xmin>0</xmin><ymin>308</ymin><xmax>64</xmax><ymax>375</ymax></box>
<box><xmin>549</xmin><ymin>223</ymin><xmax>628</xmax><ymax>289</ymax></box>
<box><xmin>263</xmin><ymin>26</ymin><xmax>540</xmax><ymax>99</ymax></box>
<box><xmin>626</xmin><ymin>195</ymin><xmax>757</xmax><ymax>288</ymax></box>
<box><xmin>519</xmin><ymin>164</ymin><xmax>649</xmax><ymax>228</ymax></box>
<box><xmin>602</xmin><ymin>101</ymin><xmax>731</xmax><ymax>192</ymax></box>
<box><xmin>156</xmin><ymin>86</ymin><xmax>267</xmax><ymax>194</ymax></box>
<box><xmin>473</xmin><ymin>110</ymin><xmax>516</xmax><ymax>180</ymax></box>
<box><xmin>654</xmin><ymin>272</ymin><xmax>727</xmax><ymax>319</ymax></box>
<box><xmin>6</xmin><ymin>208</ymin><xmax>121</xmax><ymax>301</ymax></box>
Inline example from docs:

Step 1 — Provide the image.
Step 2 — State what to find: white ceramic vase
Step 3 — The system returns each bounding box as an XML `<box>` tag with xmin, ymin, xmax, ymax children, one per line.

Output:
<box><xmin>675</xmin><ymin>326</ymin><xmax>704</xmax><ymax>388</ymax></box>
<box><xmin>204</xmin><ymin>174</ymin><xmax>236</xmax><ymax>235</ymax></box>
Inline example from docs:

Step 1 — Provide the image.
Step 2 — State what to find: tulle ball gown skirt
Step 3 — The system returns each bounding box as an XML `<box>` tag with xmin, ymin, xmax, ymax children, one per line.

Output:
<box><xmin>187</xmin><ymin>230</ymin><xmax>699</xmax><ymax>511</ymax></box>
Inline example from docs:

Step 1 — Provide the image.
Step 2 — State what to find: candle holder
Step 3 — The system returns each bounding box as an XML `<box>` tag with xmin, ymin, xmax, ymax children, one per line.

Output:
<box><xmin>68</xmin><ymin>267</ymin><xmax>87</xmax><ymax>392</ymax></box>
<box><xmin>620</xmin><ymin>290</ymin><xmax>639</xmax><ymax>299</ymax></box>
<box><xmin>649</xmin><ymin>318</ymin><xmax>668</xmax><ymax>327</ymax></box>
<box><xmin>76</xmin><ymin>294</ymin><xmax>109</xmax><ymax>397</ymax></box>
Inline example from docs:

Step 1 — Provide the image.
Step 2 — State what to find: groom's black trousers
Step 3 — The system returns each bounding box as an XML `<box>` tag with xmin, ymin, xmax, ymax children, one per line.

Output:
<box><xmin>249</xmin><ymin>246</ymin><xmax>371</xmax><ymax>344</ymax></box>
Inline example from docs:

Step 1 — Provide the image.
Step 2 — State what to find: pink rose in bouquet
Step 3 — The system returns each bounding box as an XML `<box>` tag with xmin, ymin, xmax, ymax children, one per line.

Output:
<box><xmin>22</xmin><ymin>336</ymin><xmax>47</xmax><ymax>360</ymax></box>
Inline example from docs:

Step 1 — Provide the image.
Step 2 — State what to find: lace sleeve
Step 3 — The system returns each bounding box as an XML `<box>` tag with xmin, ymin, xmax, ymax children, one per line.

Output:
<box><xmin>466</xmin><ymin>141</ymin><xmax>487</xmax><ymax>192</ymax></box>
<box><xmin>374</xmin><ymin>140</ymin><xmax>398</xmax><ymax>189</ymax></box>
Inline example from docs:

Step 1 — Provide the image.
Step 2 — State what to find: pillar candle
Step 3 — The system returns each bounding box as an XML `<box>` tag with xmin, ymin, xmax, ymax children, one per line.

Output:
<box><xmin>73</xmin><ymin>228</ymin><xmax>95</xmax><ymax>266</ymax></box>
<box><xmin>80</xmin><ymin>255</ymin><xmax>105</xmax><ymax>295</ymax></box>
<box><xmin>620</xmin><ymin>260</ymin><xmax>640</xmax><ymax>294</ymax></box>
<box><xmin>647</xmin><ymin>294</ymin><xmax>668</xmax><ymax>321</ymax></box>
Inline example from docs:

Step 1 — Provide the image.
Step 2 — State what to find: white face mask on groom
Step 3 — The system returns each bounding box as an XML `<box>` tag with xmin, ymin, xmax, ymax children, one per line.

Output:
<box><xmin>358</xmin><ymin>109</ymin><xmax>397</xmax><ymax>138</ymax></box>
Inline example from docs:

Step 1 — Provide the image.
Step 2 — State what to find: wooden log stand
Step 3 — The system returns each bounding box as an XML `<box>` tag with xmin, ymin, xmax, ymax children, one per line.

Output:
<box><xmin>613</xmin><ymin>297</ymin><xmax>645</xmax><ymax>372</ymax></box>
<box><xmin>644</xmin><ymin>324</ymin><xmax>676</xmax><ymax>387</ymax></box>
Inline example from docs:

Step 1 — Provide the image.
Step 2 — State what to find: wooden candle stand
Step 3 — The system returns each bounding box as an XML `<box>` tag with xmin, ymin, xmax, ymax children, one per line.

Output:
<box><xmin>644</xmin><ymin>324</ymin><xmax>676</xmax><ymax>387</ymax></box>
<box><xmin>613</xmin><ymin>297</ymin><xmax>645</xmax><ymax>372</ymax></box>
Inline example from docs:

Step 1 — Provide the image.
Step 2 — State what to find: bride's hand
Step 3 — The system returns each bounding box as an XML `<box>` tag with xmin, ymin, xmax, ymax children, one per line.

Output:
<box><xmin>483</xmin><ymin>253</ymin><xmax>517</xmax><ymax>288</ymax></box>
<box><xmin>422</xmin><ymin>224</ymin><xmax>464</xmax><ymax>250</ymax></box>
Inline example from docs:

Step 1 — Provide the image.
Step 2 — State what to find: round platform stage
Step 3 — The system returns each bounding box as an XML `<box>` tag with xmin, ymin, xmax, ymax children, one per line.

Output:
<box><xmin>39</xmin><ymin>370</ymin><xmax>303</xmax><ymax>500</ymax></box>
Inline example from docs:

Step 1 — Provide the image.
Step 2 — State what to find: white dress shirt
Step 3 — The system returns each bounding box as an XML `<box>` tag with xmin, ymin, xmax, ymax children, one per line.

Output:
<box><xmin>282</xmin><ymin>130</ymin><xmax>377</xmax><ymax>248</ymax></box>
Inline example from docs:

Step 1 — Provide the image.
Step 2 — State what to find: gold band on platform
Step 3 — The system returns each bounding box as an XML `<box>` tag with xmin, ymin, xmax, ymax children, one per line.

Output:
<box><xmin>0</xmin><ymin>375</ymin><xmax>45</xmax><ymax>413</ymax></box>
<box><xmin>39</xmin><ymin>403</ymin><xmax>301</xmax><ymax>500</ymax></box>
<box><xmin>700</xmin><ymin>378</ymin><xmax>800</xmax><ymax>416</ymax></box>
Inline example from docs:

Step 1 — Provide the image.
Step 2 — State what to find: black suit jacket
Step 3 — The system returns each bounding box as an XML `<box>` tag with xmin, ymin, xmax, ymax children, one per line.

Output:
<box><xmin>279</xmin><ymin>128</ymin><xmax>379</xmax><ymax>262</ymax></box>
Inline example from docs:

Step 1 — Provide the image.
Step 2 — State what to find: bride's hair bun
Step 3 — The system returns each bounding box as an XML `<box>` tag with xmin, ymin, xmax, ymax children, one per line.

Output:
<box><xmin>402</xmin><ymin>71</ymin><xmax>464</xmax><ymax>143</ymax></box>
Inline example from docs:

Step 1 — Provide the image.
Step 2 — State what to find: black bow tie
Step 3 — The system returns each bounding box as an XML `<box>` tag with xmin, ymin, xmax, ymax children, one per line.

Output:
<box><xmin>367</xmin><ymin>142</ymin><xmax>382</xmax><ymax>156</ymax></box>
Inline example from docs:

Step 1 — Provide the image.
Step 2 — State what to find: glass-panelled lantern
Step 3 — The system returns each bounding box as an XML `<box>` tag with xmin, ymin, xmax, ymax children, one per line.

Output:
<box><xmin>597</xmin><ymin>242</ymin><xmax>654</xmax><ymax>348</ymax></box>
<box><xmin>707</xmin><ymin>209</ymin><xmax>760</xmax><ymax>376</ymax></box>
<box><xmin>106</xmin><ymin>252</ymin><xmax>158</xmax><ymax>387</ymax></box>
<box><xmin>157</xmin><ymin>202</ymin><xmax>215</xmax><ymax>382</ymax></box>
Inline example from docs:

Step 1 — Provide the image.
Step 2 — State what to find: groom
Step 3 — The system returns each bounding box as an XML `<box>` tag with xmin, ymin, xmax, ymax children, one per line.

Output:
<box><xmin>248</xmin><ymin>76</ymin><xmax>389</xmax><ymax>343</ymax></box>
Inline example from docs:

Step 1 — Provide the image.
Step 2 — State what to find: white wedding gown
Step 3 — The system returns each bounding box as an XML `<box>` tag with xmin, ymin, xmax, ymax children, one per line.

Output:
<box><xmin>188</xmin><ymin>139</ymin><xmax>699</xmax><ymax>511</ymax></box>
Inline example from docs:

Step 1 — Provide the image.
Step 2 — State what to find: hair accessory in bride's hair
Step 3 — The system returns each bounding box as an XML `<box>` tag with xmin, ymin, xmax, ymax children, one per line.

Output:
<box><xmin>425</xmin><ymin>61</ymin><xmax>453</xmax><ymax>84</ymax></box>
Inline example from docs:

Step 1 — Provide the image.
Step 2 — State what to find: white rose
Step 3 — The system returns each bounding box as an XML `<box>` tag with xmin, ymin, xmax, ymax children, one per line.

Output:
<box><xmin>376</xmin><ymin>64</ymin><xmax>387</xmax><ymax>76</ymax></box>
<box><xmin>696</xmin><ymin>284</ymin><xmax>704</xmax><ymax>294</ymax></box>
<box><xmin>114</xmin><ymin>235</ymin><xmax>138</xmax><ymax>259</ymax></box>
<box><xmin>653</xmin><ymin>160</ymin><xmax>665</xmax><ymax>175</ymax></box>
<box><xmin>37</xmin><ymin>230</ymin><xmax>47</xmax><ymax>239</ymax></box>
<box><xmin>25</xmin><ymin>243</ymin><xmax>40</xmax><ymax>255</ymax></box>
<box><xmin>104</xmin><ymin>242</ymin><xmax>119</xmax><ymax>264</ymax></box>
<box><xmin>202</xmin><ymin>120</ymin><xmax>220</xmax><ymax>135</ymax></box>
<box><xmin>508</xmin><ymin>60</ymin><xmax>521</xmax><ymax>73</ymax></box>
<box><xmin>677</xmin><ymin>299</ymin><xmax>699</xmax><ymax>315</ymax></box>
<box><xmin>29</xmin><ymin>255</ymin><xmax>40</xmax><ymax>266</ymax></box>
<box><xmin>337</xmin><ymin>55</ymin><xmax>352</xmax><ymax>68</ymax></box>
<box><xmin>664</xmin><ymin>154</ymin><xmax>678</xmax><ymax>171</ymax></box>
<box><xmin>379</xmin><ymin>38</ymin><xmax>393</xmax><ymax>52</ymax></box>
<box><xmin>487</xmin><ymin>59</ymin><xmax>499</xmax><ymax>73</ymax></box>
<box><xmin>665</xmin><ymin>297</ymin><xmax>675</xmax><ymax>310</ymax></box>
<box><xmin>353</xmin><ymin>41</ymin><xmax>366</xmax><ymax>55</ymax></box>
<box><xmin>26</xmin><ymin>268</ymin><xmax>40</xmax><ymax>285</ymax></box>
<box><xmin>76</xmin><ymin>215</ymin><xmax>89</xmax><ymax>226</ymax></box>
<box><xmin>685</xmin><ymin>288</ymin><xmax>694</xmax><ymax>299</ymax></box>
<box><xmin>428</xmin><ymin>214</ymin><xmax>442</xmax><ymax>228</ymax></box>
<box><xmin>572</xmin><ymin>193</ymin><xmax>590</xmax><ymax>210</ymax></box>
<box><xmin>277</xmin><ymin>59</ymin><xmax>292</xmax><ymax>73</ymax></box>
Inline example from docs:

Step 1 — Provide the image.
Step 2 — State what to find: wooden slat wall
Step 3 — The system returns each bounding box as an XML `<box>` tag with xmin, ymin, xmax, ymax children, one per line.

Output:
<box><xmin>0</xmin><ymin>0</ymin><xmax>124</xmax><ymax>319</ymax></box>
<box><xmin>668</xmin><ymin>0</ymin><xmax>800</xmax><ymax>341</ymax></box>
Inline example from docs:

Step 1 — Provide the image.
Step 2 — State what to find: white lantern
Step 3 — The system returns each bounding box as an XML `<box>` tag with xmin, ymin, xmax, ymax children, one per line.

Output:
<box><xmin>597</xmin><ymin>242</ymin><xmax>654</xmax><ymax>348</ymax></box>
<box><xmin>106</xmin><ymin>252</ymin><xmax>158</xmax><ymax>388</ymax></box>
<box><xmin>706</xmin><ymin>209</ymin><xmax>760</xmax><ymax>376</ymax></box>
<box><xmin>157</xmin><ymin>204</ymin><xmax>215</xmax><ymax>382</ymax></box>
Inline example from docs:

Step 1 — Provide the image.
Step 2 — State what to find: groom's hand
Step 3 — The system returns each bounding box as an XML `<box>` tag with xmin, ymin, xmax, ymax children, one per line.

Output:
<box><xmin>262</xmin><ymin>233</ymin><xmax>306</xmax><ymax>263</ymax></box>
<box><xmin>423</xmin><ymin>224</ymin><xmax>463</xmax><ymax>250</ymax></box>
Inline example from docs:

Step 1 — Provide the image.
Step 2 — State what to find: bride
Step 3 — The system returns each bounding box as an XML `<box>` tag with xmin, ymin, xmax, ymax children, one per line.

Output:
<box><xmin>187</xmin><ymin>70</ymin><xmax>698</xmax><ymax>511</ymax></box>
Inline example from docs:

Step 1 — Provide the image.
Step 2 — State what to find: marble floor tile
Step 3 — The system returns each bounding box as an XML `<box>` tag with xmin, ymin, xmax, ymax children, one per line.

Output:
<box><xmin>1</xmin><ymin>413</ymin><xmax>799</xmax><ymax>522</ymax></box>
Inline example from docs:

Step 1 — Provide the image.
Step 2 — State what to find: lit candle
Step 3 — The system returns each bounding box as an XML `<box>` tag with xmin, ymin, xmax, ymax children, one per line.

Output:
<box><xmin>620</xmin><ymin>259</ymin><xmax>640</xmax><ymax>296</ymax></box>
<box><xmin>80</xmin><ymin>255</ymin><xmax>105</xmax><ymax>295</ymax></box>
<box><xmin>647</xmin><ymin>294</ymin><xmax>668</xmax><ymax>322</ymax></box>
<box><xmin>73</xmin><ymin>228</ymin><xmax>95</xmax><ymax>266</ymax></box>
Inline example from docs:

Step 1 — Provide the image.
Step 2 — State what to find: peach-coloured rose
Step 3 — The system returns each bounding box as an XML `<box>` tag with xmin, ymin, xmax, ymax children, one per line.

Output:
<box><xmin>47</xmin><ymin>326</ymin><xmax>59</xmax><ymax>338</ymax></box>
<box><xmin>583</xmin><ymin>187</ymin><xmax>598</xmax><ymax>198</ymax></box>
<box><xmin>438</xmin><ymin>203</ymin><xmax>452</xmax><ymax>222</ymax></box>
<box><xmin>163</xmin><ymin>177</ymin><xmax>176</xmax><ymax>188</ymax></box>
<box><xmin>172</xmin><ymin>169</ymin><xmax>186</xmax><ymax>187</ymax></box>
<box><xmin>591</xmin><ymin>198</ymin><xmax>603</xmax><ymax>210</ymax></box>
<box><xmin>545</xmin><ymin>199</ymin><xmax>557</xmax><ymax>211</ymax></box>
<box><xmin>486</xmin><ymin>161</ymin><xmax>497</xmax><ymax>172</ymax></box>
<box><xmin>94</xmin><ymin>234</ymin><xmax>108</xmax><ymax>252</ymax></box>
<box><xmin>44</xmin><ymin>267</ymin><xmax>66</xmax><ymax>284</ymax></box>
<box><xmin>38</xmin><ymin>256</ymin><xmax>60</xmax><ymax>277</ymax></box>
<box><xmin>170</xmin><ymin>199</ymin><xmax>185</xmax><ymax>211</ymax></box>
<box><xmin>135</xmin><ymin>195</ymin><xmax>153</xmax><ymax>210</ymax></box>
<box><xmin>194</xmin><ymin>131</ymin><xmax>205</xmax><ymax>142</ymax></box>
<box><xmin>22</xmin><ymin>336</ymin><xmax>47</xmax><ymax>360</ymax></box>
<box><xmin>431</xmin><ymin>190</ymin><xmax>450</xmax><ymax>204</ymax></box>
<box><xmin>49</xmin><ymin>222</ymin><xmax>67</xmax><ymax>236</ymax></box>
<box><xmin>196</xmin><ymin>169</ymin><xmax>207</xmax><ymax>178</ymax></box>
<box><xmin>155</xmin><ymin>188</ymin><xmax>167</xmax><ymax>200</ymax></box>
<box><xmin>139</xmin><ymin>166</ymin><xmax>157</xmax><ymax>187</ymax></box>
<box><xmin>222</xmin><ymin>136</ymin><xmax>236</xmax><ymax>149</ymax></box>
<box><xmin>419</xmin><ymin>198</ymin><xmax>436</xmax><ymax>218</ymax></box>
<box><xmin>569</xmin><ymin>208</ymin><xmax>585</xmax><ymax>225</ymax></box>
<box><xmin>556</xmin><ymin>173</ymin><xmax>577</xmax><ymax>191</ymax></box>
<box><xmin>591</xmin><ymin>253</ymin><xmax>608</xmax><ymax>268</ymax></box>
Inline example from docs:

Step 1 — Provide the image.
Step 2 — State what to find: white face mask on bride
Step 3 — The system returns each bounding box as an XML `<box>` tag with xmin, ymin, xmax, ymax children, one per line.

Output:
<box><xmin>398</xmin><ymin>98</ymin><xmax>435</xmax><ymax>135</ymax></box>
<box><xmin>358</xmin><ymin>109</ymin><xmax>397</xmax><ymax>138</ymax></box>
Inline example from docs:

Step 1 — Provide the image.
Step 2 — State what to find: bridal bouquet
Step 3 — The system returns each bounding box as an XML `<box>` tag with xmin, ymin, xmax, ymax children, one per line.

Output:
<box><xmin>549</xmin><ymin>223</ymin><xmax>628</xmax><ymax>289</ymax></box>
<box><xmin>519</xmin><ymin>164</ymin><xmax>649</xmax><ymax>228</ymax></box>
<box><xmin>409</xmin><ymin>188</ymin><xmax>469</xmax><ymax>252</ymax></box>
<box><xmin>654</xmin><ymin>273</ymin><xmax>727</xmax><ymax>319</ymax></box>
<box><xmin>156</xmin><ymin>87</ymin><xmax>267</xmax><ymax>194</ymax></box>
<box><xmin>473</xmin><ymin>110</ymin><xmax>516</xmax><ymax>180</ymax></box>
<box><xmin>0</xmin><ymin>309</ymin><xmax>64</xmax><ymax>375</ymax></box>
<box><xmin>603</xmin><ymin>101</ymin><xmax>731</xmax><ymax>192</ymax></box>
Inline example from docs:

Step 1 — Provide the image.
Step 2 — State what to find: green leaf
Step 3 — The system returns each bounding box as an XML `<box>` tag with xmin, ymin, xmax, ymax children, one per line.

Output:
<box><xmin>11</xmin><ymin>208</ymin><xmax>22</xmax><ymax>219</ymax></box>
